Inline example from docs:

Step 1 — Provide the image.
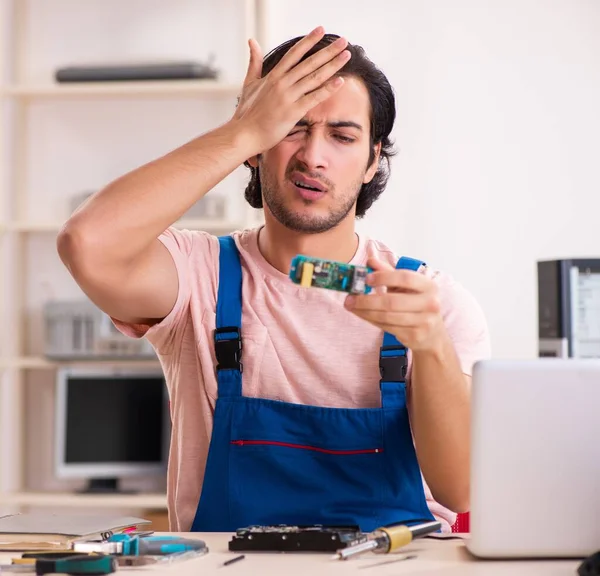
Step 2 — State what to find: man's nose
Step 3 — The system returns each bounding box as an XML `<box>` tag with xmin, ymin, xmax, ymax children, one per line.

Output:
<box><xmin>295</xmin><ymin>134</ymin><xmax>329</xmax><ymax>171</ymax></box>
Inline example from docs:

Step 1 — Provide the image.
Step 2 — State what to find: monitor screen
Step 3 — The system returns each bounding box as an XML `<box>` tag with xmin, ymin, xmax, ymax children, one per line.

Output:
<box><xmin>55</xmin><ymin>368</ymin><xmax>169</xmax><ymax>492</ymax></box>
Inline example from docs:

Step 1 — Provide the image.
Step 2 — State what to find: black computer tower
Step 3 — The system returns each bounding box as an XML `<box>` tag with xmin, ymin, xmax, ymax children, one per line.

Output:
<box><xmin>537</xmin><ymin>259</ymin><xmax>600</xmax><ymax>358</ymax></box>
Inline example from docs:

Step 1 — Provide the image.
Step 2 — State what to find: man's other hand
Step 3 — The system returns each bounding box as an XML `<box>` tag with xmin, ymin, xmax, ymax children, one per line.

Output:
<box><xmin>344</xmin><ymin>258</ymin><xmax>447</xmax><ymax>353</ymax></box>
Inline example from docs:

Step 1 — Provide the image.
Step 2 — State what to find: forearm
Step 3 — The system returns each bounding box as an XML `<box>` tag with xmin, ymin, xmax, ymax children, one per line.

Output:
<box><xmin>61</xmin><ymin>119</ymin><xmax>256</xmax><ymax>265</ymax></box>
<box><xmin>409</xmin><ymin>329</ymin><xmax>471</xmax><ymax>513</ymax></box>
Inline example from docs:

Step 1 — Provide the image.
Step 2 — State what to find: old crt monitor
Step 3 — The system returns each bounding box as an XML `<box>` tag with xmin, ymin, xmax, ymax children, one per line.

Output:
<box><xmin>54</xmin><ymin>368</ymin><xmax>169</xmax><ymax>493</ymax></box>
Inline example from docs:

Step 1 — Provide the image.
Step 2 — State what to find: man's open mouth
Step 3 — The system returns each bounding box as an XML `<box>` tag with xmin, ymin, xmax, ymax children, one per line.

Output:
<box><xmin>290</xmin><ymin>173</ymin><xmax>326</xmax><ymax>193</ymax></box>
<box><xmin>294</xmin><ymin>181</ymin><xmax>322</xmax><ymax>192</ymax></box>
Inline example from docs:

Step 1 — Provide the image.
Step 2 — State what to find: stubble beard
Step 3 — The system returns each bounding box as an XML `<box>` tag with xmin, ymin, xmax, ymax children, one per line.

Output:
<box><xmin>260</xmin><ymin>163</ymin><xmax>365</xmax><ymax>234</ymax></box>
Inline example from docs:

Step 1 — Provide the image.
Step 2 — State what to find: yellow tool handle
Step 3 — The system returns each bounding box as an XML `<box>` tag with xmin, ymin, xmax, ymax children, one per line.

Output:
<box><xmin>379</xmin><ymin>525</ymin><xmax>413</xmax><ymax>553</ymax></box>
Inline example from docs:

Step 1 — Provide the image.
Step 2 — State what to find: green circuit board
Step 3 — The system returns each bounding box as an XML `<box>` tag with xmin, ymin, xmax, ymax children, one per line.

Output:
<box><xmin>289</xmin><ymin>255</ymin><xmax>373</xmax><ymax>295</ymax></box>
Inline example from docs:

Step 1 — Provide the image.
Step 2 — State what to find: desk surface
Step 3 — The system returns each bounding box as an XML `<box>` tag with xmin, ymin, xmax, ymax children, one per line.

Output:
<box><xmin>0</xmin><ymin>533</ymin><xmax>582</xmax><ymax>576</ymax></box>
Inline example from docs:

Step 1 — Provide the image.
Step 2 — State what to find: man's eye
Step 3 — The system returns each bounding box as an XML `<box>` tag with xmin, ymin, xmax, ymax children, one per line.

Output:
<box><xmin>335</xmin><ymin>135</ymin><xmax>355</xmax><ymax>143</ymax></box>
<box><xmin>287</xmin><ymin>130</ymin><xmax>305</xmax><ymax>138</ymax></box>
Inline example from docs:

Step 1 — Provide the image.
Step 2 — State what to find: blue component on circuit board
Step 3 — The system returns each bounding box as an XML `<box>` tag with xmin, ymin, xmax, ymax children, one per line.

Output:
<box><xmin>289</xmin><ymin>255</ymin><xmax>373</xmax><ymax>295</ymax></box>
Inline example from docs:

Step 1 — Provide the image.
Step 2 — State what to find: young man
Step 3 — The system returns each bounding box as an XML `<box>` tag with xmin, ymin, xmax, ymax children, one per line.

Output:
<box><xmin>57</xmin><ymin>28</ymin><xmax>490</xmax><ymax>533</ymax></box>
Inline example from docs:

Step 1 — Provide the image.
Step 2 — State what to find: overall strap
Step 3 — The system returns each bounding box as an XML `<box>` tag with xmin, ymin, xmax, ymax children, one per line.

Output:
<box><xmin>380</xmin><ymin>256</ymin><xmax>425</xmax><ymax>408</ymax></box>
<box><xmin>214</xmin><ymin>235</ymin><xmax>243</xmax><ymax>398</ymax></box>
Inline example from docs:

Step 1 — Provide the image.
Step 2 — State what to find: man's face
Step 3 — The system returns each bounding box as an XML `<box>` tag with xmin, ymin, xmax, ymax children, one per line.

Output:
<box><xmin>256</xmin><ymin>76</ymin><xmax>379</xmax><ymax>234</ymax></box>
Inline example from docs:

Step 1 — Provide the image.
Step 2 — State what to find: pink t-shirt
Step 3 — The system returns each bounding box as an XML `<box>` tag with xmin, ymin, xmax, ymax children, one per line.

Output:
<box><xmin>114</xmin><ymin>226</ymin><xmax>491</xmax><ymax>532</ymax></box>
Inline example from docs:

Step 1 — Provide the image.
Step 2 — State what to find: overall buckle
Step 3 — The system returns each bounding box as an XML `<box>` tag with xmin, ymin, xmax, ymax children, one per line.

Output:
<box><xmin>379</xmin><ymin>345</ymin><xmax>408</xmax><ymax>382</ymax></box>
<box><xmin>214</xmin><ymin>326</ymin><xmax>243</xmax><ymax>372</ymax></box>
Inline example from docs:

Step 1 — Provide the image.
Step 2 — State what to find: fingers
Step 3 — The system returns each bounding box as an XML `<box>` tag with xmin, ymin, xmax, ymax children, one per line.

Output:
<box><xmin>349</xmin><ymin>310</ymin><xmax>425</xmax><ymax>327</ymax></box>
<box><xmin>366</xmin><ymin>269</ymin><xmax>431</xmax><ymax>293</ymax></box>
<box><xmin>243</xmin><ymin>38</ymin><xmax>263</xmax><ymax>86</ymax></box>
<box><xmin>366</xmin><ymin>257</ymin><xmax>395</xmax><ymax>272</ymax></box>
<box><xmin>255</xmin><ymin>27</ymin><xmax>350</xmax><ymax>113</ymax></box>
<box><xmin>297</xmin><ymin>76</ymin><xmax>345</xmax><ymax>111</ymax></box>
<box><xmin>271</xmin><ymin>26</ymin><xmax>327</xmax><ymax>78</ymax></box>
<box><xmin>346</xmin><ymin>293</ymin><xmax>436</xmax><ymax>313</ymax></box>
<box><xmin>292</xmin><ymin>49</ymin><xmax>351</xmax><ymax>100</ymax></box>
<box><xmin>348</xmin><ymin>310</ymin><xmax>444</xmax><ymax>350</ymax></box>
<box><xmin>285</xmin><ymin>36</ymin><xmax>349</xmax><ymax>88</ymax></box>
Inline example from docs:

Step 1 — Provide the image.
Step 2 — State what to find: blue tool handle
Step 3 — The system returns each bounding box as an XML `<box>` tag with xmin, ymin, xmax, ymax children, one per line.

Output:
<box><xmin>139</xmin><ymin>538</ymin><xmax>205</xmax><ymax>555</ymax></box>
<box><xmin>107</xmin><ymin>533</ymin><xmax>205</xmax><ymax>556</ymax></box>
<box><xmin>143</xmin><ymin>535</ymin><xmax>189</xmax><ymax>542</ymax></box>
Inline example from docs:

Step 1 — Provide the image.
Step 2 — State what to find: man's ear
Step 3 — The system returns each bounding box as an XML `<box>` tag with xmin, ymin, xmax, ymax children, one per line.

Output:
<box><xmin>246</xmin><ymin>155</ymin><xmax>259</xmax><ymax>168</ymax></box>
<box><xmin>363</xmin><ymin>142</ymin><xmax>381</xmax><ymax>184</ymax></box>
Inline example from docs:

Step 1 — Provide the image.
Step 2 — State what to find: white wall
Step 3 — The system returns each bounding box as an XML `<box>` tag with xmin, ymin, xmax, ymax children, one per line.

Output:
<box><xmin>263</xmin><ymin>0</ymin><xmax>600</xmax><ymax>359</ymax></box>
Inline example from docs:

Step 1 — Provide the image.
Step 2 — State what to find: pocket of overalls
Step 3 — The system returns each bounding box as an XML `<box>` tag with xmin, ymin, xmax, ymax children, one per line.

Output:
<box><xmin>231</xmin><ymin>439</ymin><xmax>381</xmax><ymax>455</ymax></box>
<box><xmin>228</xmin><ymin>437</ymin><xmax>384</xmax><ymax>528</ymax></box>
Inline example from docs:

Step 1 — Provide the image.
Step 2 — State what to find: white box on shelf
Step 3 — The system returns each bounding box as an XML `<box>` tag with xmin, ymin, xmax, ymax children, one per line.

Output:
<box><xmin>68</xmin><ymin>191</ymin><xmax>227</xmax><ymax>220</ymax></box>
<box><xmin>184</xmin><ymin>195</ymin><xmax>227</xmax><ymax>220</ymax></box>
<box><xmin>43</xmin><ymin>300</ymin><xmax>155</xmax><ymax>360</ymax></box>
<box><xmin>69</xmin><ymin>191</ymin><xmax>96</xmax><ymax>214</ymax></box>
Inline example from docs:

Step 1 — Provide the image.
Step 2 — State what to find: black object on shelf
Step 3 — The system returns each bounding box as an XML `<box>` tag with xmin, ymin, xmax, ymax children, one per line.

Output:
<box><xmin>55</xmin><ymin>60</ymin><xmax>219</xmax><ymax>83</ymax></box>
<box><xmin>77</xmin><ymin>478</ymin><xmax>137</xmax><ymax>495</ymax></box>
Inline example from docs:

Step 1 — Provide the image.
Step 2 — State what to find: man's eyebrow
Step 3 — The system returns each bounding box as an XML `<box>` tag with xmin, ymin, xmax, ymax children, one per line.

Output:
<box><xmin>329</xmin><ymin>121</ymin><xmax>363</xmax><ymax>131</ymax></box>
<box><xmin>295</xmin><ymin>119</ymin><xmax>363</xmax><ymax>131</ymax></box>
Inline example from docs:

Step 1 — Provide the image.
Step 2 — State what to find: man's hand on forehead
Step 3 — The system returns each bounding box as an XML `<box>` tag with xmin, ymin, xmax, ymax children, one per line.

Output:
<box><xmin>231</xmin><ymin>27</ymin><xmax>352</xmax><ymax>155</ymax></box>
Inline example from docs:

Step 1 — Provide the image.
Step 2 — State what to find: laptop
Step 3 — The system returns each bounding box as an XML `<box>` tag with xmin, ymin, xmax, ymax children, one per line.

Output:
<box><xmin>466</xmin><ymin>358</ymin><xmax>600</xmax><ymax>559</ymax></box>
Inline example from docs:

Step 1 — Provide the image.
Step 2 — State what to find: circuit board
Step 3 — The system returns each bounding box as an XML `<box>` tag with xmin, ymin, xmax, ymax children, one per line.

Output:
<box><xmin>228</xmin><ymin>524</ymin><xmax>366</xmax><ymax>552</ymax></box>
<box><xmin>289</xmin><ymin>255</ymin><xmax>373</xmax><ymax>295</ymax></box>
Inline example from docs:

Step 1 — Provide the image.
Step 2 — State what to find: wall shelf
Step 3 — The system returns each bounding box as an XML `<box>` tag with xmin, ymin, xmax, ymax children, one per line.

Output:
<box><xmin>0</xmin><ymin>357</ymin><xmax>161</xmax><ymax>370</ymax></box>
<box><xmin>1</xmin><ymin>80</ymin><xmax>241</xmax><ymax>100</ymax></box>
<box><xmin>0</xmin><ymin>0</ymin><xmax>265</xmax><ymax>516</ymax></box>
<box><xmin>0</xmin><ymin>491</ymin><xmax>167</xmax><ymax>509</ymax></box>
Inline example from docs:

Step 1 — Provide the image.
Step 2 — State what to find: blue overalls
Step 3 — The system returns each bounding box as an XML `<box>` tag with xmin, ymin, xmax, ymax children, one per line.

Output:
<box><xmin>190</xmin><ymin>235</ymin><xmax>436</xmax><ymax>532</ymax></box>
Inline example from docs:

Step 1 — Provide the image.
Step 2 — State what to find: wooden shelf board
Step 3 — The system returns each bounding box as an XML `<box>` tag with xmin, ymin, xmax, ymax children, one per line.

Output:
<box><xmin>0</xmin><ymin>357</ymin><xmax>161</xmax><ymax>370</ymax></box>
<box><xmin>8</xmin><ymin>222</ymin><xmax>65</xmax><ymax>233</ymax></box>
<box><xmin>1</xmin><ymin>80</ymin><xmax>240</xmax><ymax>99</ymax></box>
<box><xmin>0</xmin><ymin>491</ymin><xmax>167</xmax><ymax>508</ymax></box>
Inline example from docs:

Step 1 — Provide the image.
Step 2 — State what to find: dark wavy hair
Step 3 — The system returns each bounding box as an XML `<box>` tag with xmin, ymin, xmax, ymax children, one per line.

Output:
<box><xmin>243</xmin><ymin>34</ymin><xmax>397</xmax><ymax>218</ymax></box>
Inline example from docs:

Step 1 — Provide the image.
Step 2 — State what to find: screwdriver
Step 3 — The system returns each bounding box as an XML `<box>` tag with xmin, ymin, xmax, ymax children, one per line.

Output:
<box><xmin>334</xmin><ymin>520</ymin><xmax>441</xmax><ymax>560</ymax></box>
